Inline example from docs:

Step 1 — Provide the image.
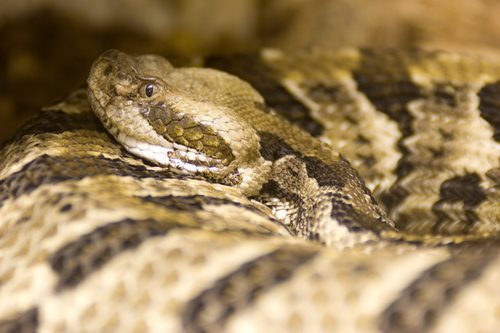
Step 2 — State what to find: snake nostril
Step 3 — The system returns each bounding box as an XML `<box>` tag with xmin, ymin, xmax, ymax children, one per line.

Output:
<box><xmin>103</xmin><ymin>64</ymin><xmax>113</xmax><ymax>77</ymax></box>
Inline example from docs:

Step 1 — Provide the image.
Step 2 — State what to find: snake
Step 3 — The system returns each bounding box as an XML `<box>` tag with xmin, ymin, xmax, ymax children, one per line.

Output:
<box><xmin>0</xmin><ymin>48</ymin><xmax>499</xmax><ymax>333</ymax></box>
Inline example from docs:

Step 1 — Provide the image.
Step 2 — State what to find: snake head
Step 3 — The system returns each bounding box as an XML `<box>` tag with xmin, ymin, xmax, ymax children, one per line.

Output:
<box><xmin>87</xmin><ymin>49</ymin><xmax>269</xmax><ymax>192</ymax></box>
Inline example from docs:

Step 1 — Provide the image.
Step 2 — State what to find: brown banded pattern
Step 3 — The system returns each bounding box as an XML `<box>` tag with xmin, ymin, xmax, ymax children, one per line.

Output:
<box><xmin>380</xmin><ymin>250</ymin><xmax>498</xmax><ymax>333</ymax></box>
<box><xmin>182</xmin><ymin>246</ymin><xmax>318</xmax><ymax>333</ymax></box>
<box><xmin>0</xmin><ymin>49</ymin><xmax>499</xmax><ymax>333</ymax></box>
<box><xmin>50</xmin><ymin>218</ymin><xmax>179</xmax><ymax>290</ymax></box>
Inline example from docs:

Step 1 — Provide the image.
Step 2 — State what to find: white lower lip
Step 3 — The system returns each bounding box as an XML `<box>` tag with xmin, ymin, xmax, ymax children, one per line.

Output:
<box><xmin>116</xmin><ymin>131</ymin><xmax>223</xmax><ymax>176</ymax></box>
<box><xmin>117</xmin><ymin>132</ymin><xmax>174</xmax><ymax>166</ymax></box>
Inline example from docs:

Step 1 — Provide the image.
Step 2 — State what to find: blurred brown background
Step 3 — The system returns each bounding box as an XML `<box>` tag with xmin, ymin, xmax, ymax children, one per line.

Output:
<box><xmin>2</xmin><ymin>0</ymin><xmax>500</xmax><ymax>142</ymax></box>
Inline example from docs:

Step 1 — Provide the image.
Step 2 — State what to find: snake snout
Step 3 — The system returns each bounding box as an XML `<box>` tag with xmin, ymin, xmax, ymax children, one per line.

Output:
<box><xmin>88</xmin><ymin>49</ymin><xmax>132</xmax><ymax>83</ymax></box>
<box><xmin>91</xmin><ymin>58</ymin><xmax>117</xmax><ymax>81</ymax></box>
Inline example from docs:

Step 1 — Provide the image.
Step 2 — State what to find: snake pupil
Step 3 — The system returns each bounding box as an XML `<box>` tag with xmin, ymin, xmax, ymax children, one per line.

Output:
<box><xmin>145</xmin><ymin>83</ymin><xmax>154</xmax><ymax>97</ymax></box>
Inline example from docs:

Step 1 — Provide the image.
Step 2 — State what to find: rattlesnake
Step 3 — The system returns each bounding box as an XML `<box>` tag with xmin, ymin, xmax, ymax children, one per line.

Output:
<box><xmin>0</xmin><ymin>48</ymin><xmax>499</xmax><ymax>333</ymax></box>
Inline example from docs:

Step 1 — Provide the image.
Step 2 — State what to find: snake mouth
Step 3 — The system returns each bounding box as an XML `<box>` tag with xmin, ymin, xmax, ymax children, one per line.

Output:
<box><xmin>116</xmin><ymin>131</ymin><xmax>220</xmax><ymax>174</ymax></box>
<box><xmin>88</xmin><ymin>86</ymin><xmax>228</xmax><ymax>176</ymax></box>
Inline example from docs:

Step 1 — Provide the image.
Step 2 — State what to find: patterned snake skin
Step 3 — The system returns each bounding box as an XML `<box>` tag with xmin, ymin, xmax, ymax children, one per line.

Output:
<box><xmin>0</xmin><ymin>49</ymin><xmax>499</xmax><ymax>333</ymax></box>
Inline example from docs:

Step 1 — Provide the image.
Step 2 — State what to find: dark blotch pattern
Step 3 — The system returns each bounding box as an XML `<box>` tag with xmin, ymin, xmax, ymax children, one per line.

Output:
<box><xmin>478</xmin><ymin>81</ymin><xmax>500</xmax><ymax>141</ymax></box>
<box><xmin>139</xmin><ymin>194</ymin><xmax>273</xmax><ymax>221</ymax></box>
<box><xmin>13</xmin><ymin>111</ymin><xmax>102</xmax><ymax>137</ymax></box>
<box><xmin>206</xmin><ymin>55</ymin><xmax>324</xmax><ymax>136</ymax></box>
<box><xmin>437</xmin><ymin>173</ymin><xmax>486</xmax><ymax>208</ymax></box>
<box><xmin>433</xmin><ymin>84</ymin><xmax>459</xmax><ymax>108</ymax></box>
<box><xmin>258</xmin><ymin>131</ymin><xmax>391</xmax><ymax>236</ymax></box>
<box><xmin>380</xmin><ymin>250</ymin><xmax>497</xmax><ymax>333</ymax></box>
<box><xmin>0</xmin><ymin>307</ymin><xmax>38</xmax><ymax>333</ymax></box>
<box><xmin>182</xmin><ymin>246</ymin><xmax>317</xmax><ymax>333</ymax></box>
<box><xmin>380</xmin><ymin>185</ymin><xmax>410</xmax><ymax>217</ymax></box>
<box><xmin>258</xmin><ymin>131</ymin><xmax>295</xmax><ymax>161</ymax></box>
<box><xmin>330</xmin><ymin>193</ymin><xmax>366</xmax><ymax>232</ymax></box>
<box><xmin>50</xmin><ymin>218</ymin><xmax>177</xmax><ymax>290</ymax></box>
<box><xmin>353</xmin><ymin>50</ymin><xmax>421</xmax><ymax>137</ymax></box>
<box><xmin>352</xmin><ymin>50</ymin><xmax>424</xmax><ymax>213</ymax></box>
<box><xmin>303</xmin><ymin>155</ymin><xmax>346</xmax><ymax>188</ymax></box>
<box><xmin>0</xmin><ymin>154</ymin><xmax>183</xmax><ymax>206</ymax></box>
<box><xmin>257</xmin><ymin>180</ymin><xmax>306</xmax><ymax>234</ymax></box>
<box><xmin>0</xmin><ymin>111</ymin><xmax>104</xmax><ymax>150</ymax></box>
<box><xmin>258</xmin><ymin>131</ymin><xmax>345</xmax><ymax>188</ymax></box>
<box><xmin>352</xmin><ymin>50</ymin><xmax>423</xmax><ymax>179</ymax></box>
<box><xmin>432</xmin><ymin>173</ymin><xmax>487</xmax><ymax>232</ymax></box>
<box><xmin>330</xmin><ymin>190</ymin><xmax>392</xmax><ymax>234</ymax></box>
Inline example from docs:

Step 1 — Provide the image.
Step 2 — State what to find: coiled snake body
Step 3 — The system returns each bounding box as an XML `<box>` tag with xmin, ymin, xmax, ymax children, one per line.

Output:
<box><xmin>0</xmin><ymin>49</ymin><xmax>499</xmax><ymax>332</ymax></box>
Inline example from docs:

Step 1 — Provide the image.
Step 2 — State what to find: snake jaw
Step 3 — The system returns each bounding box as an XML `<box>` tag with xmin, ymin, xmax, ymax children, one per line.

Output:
<box><xmin>88</xmin><ymin>87</ymin><xmax>224</xmax><ymax>176</ymax></box>
<box><xmin>90</xmin><ymin>104</ymin><xmax>229</xmax><ymax>180</ymax></box>
<box><xmin>116</xmin><ymin>132</ymin><xmax>173</xmax><ymax>166</ymax></box>
<box><xmin>115</xmin><ymin>130</ymin><xmax>225</xmax><ymax>175</ymax></box>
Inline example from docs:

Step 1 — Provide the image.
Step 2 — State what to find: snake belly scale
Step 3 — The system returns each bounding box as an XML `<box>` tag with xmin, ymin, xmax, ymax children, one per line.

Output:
<box><xmin>0</xmin><ymin>48</ymin><xmax>499</xmax><ymax>333</ymax></box>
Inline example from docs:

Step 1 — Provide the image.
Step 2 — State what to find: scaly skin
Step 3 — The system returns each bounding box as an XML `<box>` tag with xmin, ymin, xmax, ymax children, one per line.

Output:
<box><xmin>87</xmin><ymin>49</ymin><xmax>394</xmax><ymax>246</ymax></box>
<box><xmin>0</xmin><ymin>49</ymin><xmax>499</xmax><ymax>333</ymax></box>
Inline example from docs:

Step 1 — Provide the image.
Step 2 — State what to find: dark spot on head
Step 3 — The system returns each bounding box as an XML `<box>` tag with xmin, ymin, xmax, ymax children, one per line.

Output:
<box><xmin>329</xmin><ymin>195</ymin><xmax>359</xmax><ymax>231</ymax></box>
<box><xmin>145</xmin><ymin>107</ymin><xmax>234</xmax><ymax>166</ymax></box>
<box><xmin>116</xmin><ymin>71</ymin><xmax>130</xmax><ymax>82</ymax></box>
<box><xmin>103</xmin><ymin>64</ymin><xmax>113</xmax><ymax>76</ymax></box>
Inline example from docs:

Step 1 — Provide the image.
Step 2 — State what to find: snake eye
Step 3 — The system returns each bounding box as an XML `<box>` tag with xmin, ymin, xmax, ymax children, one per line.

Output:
<box><xmin>140</xmin><ymin>83</ymin><xmax>156</xmax><ymax>98</ymax></box>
